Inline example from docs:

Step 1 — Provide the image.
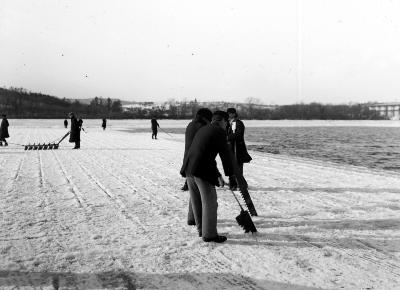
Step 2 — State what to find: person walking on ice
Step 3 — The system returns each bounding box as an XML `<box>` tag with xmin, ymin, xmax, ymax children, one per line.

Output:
<box><xmin>180</xmin><ymin>111</ymin><xmax>235</xmax><ymax>243</ymax></box>
<box><xmin>151</xmin><ymin>117</ymin><xmax>160</xmax><ymax>139</ymax></box>
<box><xmin>64</xmin><ymin>118</ymin><xmax>68</xmax><ymax>129</ymax></box>
<box><xmin>102</xmin><ymin>118</ymin><xmax>107</xmax><ymax>130</ymax></box>
<box><xmin>0</xmin><ymin>114</ymin><xmax>9</xmax><ymax>146</ymax></box>
<box><xmin>68</xmin><ymin>112</ymin><xmax>81</xmax><ymax>149</ymax></box>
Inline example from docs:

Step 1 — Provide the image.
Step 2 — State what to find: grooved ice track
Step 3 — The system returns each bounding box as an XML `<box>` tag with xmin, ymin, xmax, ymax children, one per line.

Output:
<box><xmin>1</xmin><ymin>124</ymin><xmax>400</xmax><ymax>290</ymax></box>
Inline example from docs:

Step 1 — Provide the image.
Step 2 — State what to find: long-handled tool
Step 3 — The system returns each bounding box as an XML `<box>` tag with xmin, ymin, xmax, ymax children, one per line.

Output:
<box><xmin>236</xmin><ymin>173</ymin><xmax>258</xmax><ymax>216</ymax></box>
<box><xmin>159</xmin><ymin>127</ymin><xmax>173</xmax><ymax>137</ymax></box>
<box><xmin>229</xmin><ymin>148</ymin><xmax>258</xmax><ymax>216</ymax></box>
<box><xmin>230</xmin><ymin>189</ymin><xmax>257</xmax><ymax>234</ymax></box>
<box><xmin>24</xmin><ymin>131</ymin><xmax>70</xmax><ymax>150</ymax></box>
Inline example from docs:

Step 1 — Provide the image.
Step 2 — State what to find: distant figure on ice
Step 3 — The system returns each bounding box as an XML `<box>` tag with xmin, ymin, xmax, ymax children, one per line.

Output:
<box><xmin>151</xmin><ymin>118</ymin><xmax>160</xmax><ymax>139</ymax></box>
<box><xmin>181</xmin><ymin>108</ymin><xmax>213</xmax><ymax>226</ymax></box>
<box><xmin>226</xmin><ymin>108</ymin><xmax>252</xmax><ymax>191</ymax></box>
<box><xmin>0</xmin><ymin>114</ymin><xmax>9</xmax><ymax>146</ymax></box>
<box><xmin>102</xmin><ymin>118</ymin><xmax>107</xmax><ymax>130</ymax></box>
<box><xmin>68</xmin><ymin>112</ymin><xmax>81</xmax><ymax>149</ymax></box>
<box><xmin>64</xmin><ymin>119</ymin><xmax>68</xmax><ymax>129</ymax></box>
<box><xmin>180</xmin><ymin>111</ymin><xmax>234</xmax><ymax>243</ymax></box>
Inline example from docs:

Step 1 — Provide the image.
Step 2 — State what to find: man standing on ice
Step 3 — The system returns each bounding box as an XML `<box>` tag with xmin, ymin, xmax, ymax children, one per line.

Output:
<box><xmin>0</xmin><ymin>114</ymin><xmax>9</xmax><ymax>146</ymax></box>
<box><xmin>64</xmin><ymin>119</ymin><xmax>68</xmax><ymax>129</ymax></box>
<box><xmin>226</xmin><ymin>108</ymin><xmax>252</xmax><ymax>191</ymax></box>
<box><xmin>180</xmin><ymin>111</ymin><xmax>234</xmax><ymax>243</ymax></box>
<box><xmin>181</xmin><ymin>108</ymin><xmax>213</xmax><ymax>226</ymax></box>
<box><xmin>151</xmin><ymin>117</ymin><xmax>160</xmax><ymax>139</ymax></box>
<box><xmin>68</xmin><ymin>112</ymin><xmax>81</xmax><ymax>149</ymax></box>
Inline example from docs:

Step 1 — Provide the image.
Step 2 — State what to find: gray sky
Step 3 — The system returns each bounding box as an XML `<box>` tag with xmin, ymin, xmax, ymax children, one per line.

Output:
<box><xmin>1</xmin><ymin>0</ymin><xmax>400</xmax><ymax>105</ymax></box>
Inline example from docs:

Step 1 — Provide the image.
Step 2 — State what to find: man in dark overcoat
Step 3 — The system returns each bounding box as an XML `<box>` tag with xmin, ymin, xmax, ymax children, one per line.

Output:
<box><xmin>0</xmin><ymin>114</ymin><xmax>9</xmax><ymax>146</ymax></box>
<box><xmin>68</xmin><ymin>112</ymin><xmax>81</xmax><ymax>149</ymax></box>
<box><xmin>64</xmin><ymin>119</ymin><xmax>68</xmax><ymax>128</ymax></box>
<box><xmin>226</xmin><ymin>108</ymin><xmax>252</xmax><ymax>190</ymax></box>
<box><xmin>181</xmin><ymin>108</ymin><xmax>213</xmax><ymax>225</ymax></box>
<box><xmin>151</xmin><ymin>118</ymin><xmax>160</xmax><ymax>139</ymax></box>
<box><xmin>180</xmin><ymin>111</ymin><xmax>234</xmax><ymax>243</ymax></box>
<box><xmin>102</xmin><ymin>118</ymin><xmax>107</xmax><ymax>130</ymax></box>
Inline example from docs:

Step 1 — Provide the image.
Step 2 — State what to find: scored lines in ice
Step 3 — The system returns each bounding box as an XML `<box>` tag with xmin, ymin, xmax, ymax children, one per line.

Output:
<box><xmin>52</xmin><ymin>150</ymin><xmax>85</xmax><ymax>208</ymax></box>
<box><xmin>65</xmin><ymin>152</ymin><xmax>148</xmax><ymax>231</ymax></box>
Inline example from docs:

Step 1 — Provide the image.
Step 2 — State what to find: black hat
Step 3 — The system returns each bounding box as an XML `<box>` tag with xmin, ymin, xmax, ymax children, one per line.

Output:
<box><xmin>227</xmin><ymin>108</ymin><xmax>237</xmax><ymax>114</ymax></box>
<box><xmin>196</xmin><ymin>108</ymin><xmax>213</xmax><ymax>122</ymax></box>
<box><xmin>212</xmin><ymin>110</ymin><xmax>229</xmax><ymax>122</ymax></box>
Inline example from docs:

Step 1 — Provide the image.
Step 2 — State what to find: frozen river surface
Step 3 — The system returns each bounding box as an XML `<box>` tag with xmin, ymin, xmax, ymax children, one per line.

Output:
<box><xmin>0</xmin><ymin>120</ymin><xmax>400</xmax><ymax>289</ymax></box>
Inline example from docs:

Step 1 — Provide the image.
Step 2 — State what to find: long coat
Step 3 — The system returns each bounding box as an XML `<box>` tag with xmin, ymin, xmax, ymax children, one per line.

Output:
<box><xmin>0</xmin><ymin>118</ymin><xmax>9</xmax><ymax>139</ymax></box>
<box><xmin>151</xmin><ymin>119</ymin><xmax>159</xmax><ymax>131</ymax></box>
<box><xmin>227</xmin><ymin>119</ymin><xmax>252</xmax><ymax>164</ymax></box>
<box><xmin>69</xmin><ymin>117</ymin><xmax>81</xmax><ymax>142</ymax></box>
<box><xmin>180</xmin><ymin>123</ymin><xmax>234</xmax><ymax>186</ymax></box>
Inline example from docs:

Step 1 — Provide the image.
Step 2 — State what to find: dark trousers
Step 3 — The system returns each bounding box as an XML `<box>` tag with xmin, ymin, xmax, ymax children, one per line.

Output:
<box><xmin>186</xmin><ymin>176</ymin><xmax>218</xmax><ymax>239</ymax></box>
<box><xmin>229</xmin><ymin>162</ymin><xmax>248</xmax><ymax>189</ymax></box>
<box><xmin>187</xmin><ymin>197</ymin><xmax>194</xmax><ymax>224</ymax></box>
<box><xmin>152</xmin><ymin>130</ymin><xmax>158</xmax><ymax>139</ymax></box>
<box><xmin>74</xmin><ymin>140</ymin><xmax>80</xmax><ymax>148</ymax></box>
<box><xmin>182</xmin><ymin>180</ymin><xmax>194</xmax><ymax>223</ymax></box>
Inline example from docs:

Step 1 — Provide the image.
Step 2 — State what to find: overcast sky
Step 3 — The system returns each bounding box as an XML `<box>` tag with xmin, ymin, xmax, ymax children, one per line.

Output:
<box><xmin>1</xmin><ymin>0</ymin><xmax>400</xmax><ymax>105</ymax></box>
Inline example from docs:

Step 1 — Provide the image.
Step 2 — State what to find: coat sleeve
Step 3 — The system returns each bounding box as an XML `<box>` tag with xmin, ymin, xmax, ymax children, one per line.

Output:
<box><xmin>217</xmin><ymin>132</ymin><xmax>234</xmax><ymax>177</ymax></box>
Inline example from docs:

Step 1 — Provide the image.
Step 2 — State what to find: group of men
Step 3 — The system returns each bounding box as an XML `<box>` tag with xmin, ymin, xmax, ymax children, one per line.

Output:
<box><xmin>1</xmin><ymin>109</ymin><xmax>250</xmax><ymax>244</ymax></box>
<box><xmin>180</xmin><ymin>108</ymin><xmax>251</xmax><ymax>243</ymax></box>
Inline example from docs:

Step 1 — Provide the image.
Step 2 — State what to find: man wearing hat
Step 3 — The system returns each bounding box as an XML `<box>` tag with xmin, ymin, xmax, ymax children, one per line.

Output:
<box><xmin>181</xmin><ymin>108</ymin><xmax>213</xmax><ymax>226</ymax></box>
<box><xmin>180</xmin><ymin>110</ymin><xmax>234</xmax><ymax>243</ymax></box>
<box><xmin>68</xmin><ymin>112</ymin><xmax>81</xmax><ymax>149</ymax></box>
<box><xmin>226</xmin><ymin>108</ymin><xmax>252</xmax><ymax>190</ymax></box>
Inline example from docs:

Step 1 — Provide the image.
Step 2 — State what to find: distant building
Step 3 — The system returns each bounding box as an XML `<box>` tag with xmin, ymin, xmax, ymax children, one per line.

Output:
<box><xmin>368</xmin><ymin>102</ymin><xmax>400</xmax><ymax>120</ymax></box>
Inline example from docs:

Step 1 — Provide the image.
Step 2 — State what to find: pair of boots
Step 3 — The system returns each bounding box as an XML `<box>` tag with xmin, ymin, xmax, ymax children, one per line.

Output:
<box><xmin>188</xmin><ymin>220</ymin><xmax>227</xmax><ymax>243</ymax></box>
<box><xmin>73</xmin><ymin>141</ymin><xmax>80</xmax><ymax>149</ymax></box>
<box><xmin>0</xmin><ymin>141</ymin><xmax>8</xmax><ymax>146</ymax></box>
<box><xmin>186</xmin><ymin>192</ymin><xmax>227</xmax><ymax>244</ymax></box>
<box><xmin>181</xmin><ymin>181</ymin><xmax>189</xmax><ymax>191</ymax></box>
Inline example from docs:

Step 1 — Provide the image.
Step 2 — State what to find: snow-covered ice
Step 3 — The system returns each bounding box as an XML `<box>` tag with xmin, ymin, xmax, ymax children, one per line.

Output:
<box><xmin>1</xmin><ymin>120</ymin><xmax>400</xmax><ymax>289</ymax></box>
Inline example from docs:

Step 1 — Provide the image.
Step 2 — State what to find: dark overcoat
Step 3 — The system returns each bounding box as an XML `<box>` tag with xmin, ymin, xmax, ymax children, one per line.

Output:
<box><xmin>227</xmin><ymin>119</ymin><xmax>252</xmax><ymax>163</ymax></box>
<box><xmin>183</xmin><ymin>116</ymin><xmax>208</xmax><ymax>158</ymax></box>
<box><xmin>0</xmin><ymin>118</ymin><xmax>9</xmax><ymax>139</ymax></box>
<box><xmin>151</xmin><ymin>119</ymin><xmax>159</xmax><ymax>131</ymax></box>
<box><xmin>69</xmin><ymin>117</ymin><xmax>80</xmax><ymax>142</ymax></box>
<box><xmin>180</xmin><ymin>123</ymin><xmax>234</xmax><ymax>186</ymax></box>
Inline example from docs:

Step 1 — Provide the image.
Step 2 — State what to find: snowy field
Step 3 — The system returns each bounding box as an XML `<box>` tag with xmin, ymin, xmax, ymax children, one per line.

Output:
<box><xmin>1</xmin><ymin>120</ymin><xmax>400</xmax><ymax>289</ymax></box>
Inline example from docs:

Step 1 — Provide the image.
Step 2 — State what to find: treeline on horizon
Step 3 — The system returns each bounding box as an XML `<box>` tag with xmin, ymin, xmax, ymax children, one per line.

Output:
<box><xmin>0</xmin><ymin>87</ymin><xmax>384</xmax><ymax>120</ymax></box>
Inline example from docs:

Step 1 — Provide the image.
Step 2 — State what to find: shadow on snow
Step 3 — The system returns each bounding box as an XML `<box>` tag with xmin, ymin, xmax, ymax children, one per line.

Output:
<box><xmin>0</xmin><ymin>270</ymin><xmax>325</xmax><ymax>290</ymax></box>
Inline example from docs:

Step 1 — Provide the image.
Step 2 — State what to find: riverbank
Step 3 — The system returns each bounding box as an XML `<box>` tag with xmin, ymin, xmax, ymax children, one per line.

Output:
<box><xmin>1</xmin><ymin>126</ymin><xmax>399</xmax><ymax>289</ymax></box>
